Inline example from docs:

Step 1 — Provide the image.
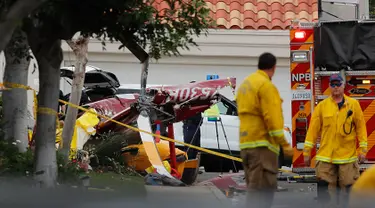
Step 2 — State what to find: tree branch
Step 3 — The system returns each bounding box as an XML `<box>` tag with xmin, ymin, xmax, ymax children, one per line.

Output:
<box><xmin>66</xmin><ymin>36</ymin><xmax>90</xmax><ymax>54</ymax></box>
<box><xmin>0</xmin><ymin>0</ymin><xmax>50</xmax><ymax>52</ymax></box>
<box><xmin>66</xmin><ymin>40</ymin><xmax>74</xmax><ymax>49</ymax></box>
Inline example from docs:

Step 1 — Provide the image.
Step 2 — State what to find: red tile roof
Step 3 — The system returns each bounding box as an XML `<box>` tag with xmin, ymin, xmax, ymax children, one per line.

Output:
<box><xmin>154</xmin><ymin>0</ymin><xmax>318</xmax><ymax>30</ymax></box>
<box><xmin>207</xmin><ymin>0</ymin><xmax>318</xmax><ymax>29</ymax></box>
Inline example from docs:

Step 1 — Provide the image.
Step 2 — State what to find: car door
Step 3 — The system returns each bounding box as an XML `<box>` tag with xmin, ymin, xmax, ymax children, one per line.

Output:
<box><xmin>201</xmin><ymin>97</ymin><xmax>239</xmax><ymax>152</ymax></box>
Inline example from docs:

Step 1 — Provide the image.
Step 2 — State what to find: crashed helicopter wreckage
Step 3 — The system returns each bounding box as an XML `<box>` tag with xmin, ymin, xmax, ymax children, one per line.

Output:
<box><xmin>26</xmin><ymin>37</ymin><xmax>238</xmax><ymax>185</ymax></box>
<box><xmin>52</xmin><ymin>74</ymin><xmax>237</xmax><ymax>186</ymax></box>
<box><xmin>89</xmin><ymin>78</ymin><xmax>236</xmax><ymax>185</ymax></box>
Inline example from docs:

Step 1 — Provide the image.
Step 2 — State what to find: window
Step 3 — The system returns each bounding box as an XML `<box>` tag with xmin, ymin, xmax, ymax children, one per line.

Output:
<box><xmin>215</xmin><ymin>100</ymin><xmax>237</xmax><ymax>116</ymax></box>
<box><xmin>216</xmin><ymin>102</ymin><xmax>227</xmax><ymax>115</ymax></box>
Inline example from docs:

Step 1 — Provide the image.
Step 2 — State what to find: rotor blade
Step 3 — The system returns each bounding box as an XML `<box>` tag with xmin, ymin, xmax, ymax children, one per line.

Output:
<box><xmin>140</xmin><ymin>57</ymin><xmax>149</xmax><ymax>98</ymax></box>
<box><xmin>137</xmin><ymin>111</ymin><xmax>174</xmax><ymax>178</ymax></box>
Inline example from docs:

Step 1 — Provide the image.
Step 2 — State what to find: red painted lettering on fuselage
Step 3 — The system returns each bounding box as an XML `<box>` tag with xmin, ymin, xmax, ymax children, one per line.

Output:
<box><xmin>155</xmin><ymin>86</ymin><xmax>220</xmax><ymax>103</ymax></box>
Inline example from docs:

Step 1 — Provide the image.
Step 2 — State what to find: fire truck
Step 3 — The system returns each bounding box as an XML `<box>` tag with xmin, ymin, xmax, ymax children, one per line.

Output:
<box><xmin>290</xmin><ymin>20</ymin><xmax>375</xmax><ymax>173</ymax></box>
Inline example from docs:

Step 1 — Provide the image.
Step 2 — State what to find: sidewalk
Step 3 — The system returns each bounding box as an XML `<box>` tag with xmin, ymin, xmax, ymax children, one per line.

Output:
<box><xmin>145</xmin><ymin>185</ymin><xmax>231</xmax><ymax>208</ymax></box>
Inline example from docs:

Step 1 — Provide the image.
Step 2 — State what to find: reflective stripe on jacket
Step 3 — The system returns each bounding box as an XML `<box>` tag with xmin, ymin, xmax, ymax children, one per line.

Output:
<box><xmin>236</xmin><ymin>70</ymin><xmax>288</xmax><ymax>155</ymax></box>
<box><xmin>303</xmin><ymin>95</ymin><xmax>368</xmax><ymax>164</ymax></box>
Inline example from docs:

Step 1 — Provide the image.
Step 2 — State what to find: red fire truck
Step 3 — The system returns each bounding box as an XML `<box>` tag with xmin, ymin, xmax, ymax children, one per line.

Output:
<box><xmin>290</xmin><ymin>20</ymin><xmax>375</xmax><ymax>172</ymax></box>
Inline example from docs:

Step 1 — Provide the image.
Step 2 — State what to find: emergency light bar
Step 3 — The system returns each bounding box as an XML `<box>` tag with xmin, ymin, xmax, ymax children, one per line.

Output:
<box><xmin>363</xmin><ymin>80</ymin><xmax>371</xmax><ymax>84</ymax></box>
<box><xmin>207</xmin><ymin>75</ymin><xmax>219</xmax><ymax>80</ymax></box>
<box><xmin>291</xmin><ymin>51</ymin><xmax>309</xmax><ymax>63</ymax></box>
<box><xmin>294</xmin><ymin>31</ymin><xmax>306</xmax><ymax>39</ymax></box>
<box><xmin>348</xmin><ymin>78</ymin><xmax>375</xmax><ymax>86</ymax></box>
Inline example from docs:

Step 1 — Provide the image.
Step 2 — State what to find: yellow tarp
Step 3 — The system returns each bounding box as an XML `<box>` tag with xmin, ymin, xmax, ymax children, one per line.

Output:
<box><xmin>70</xmin><ymin>108</ymin><xmax>99</xmax><ymax>150</ymax></box>
<box><xmin>69</xmin><ymin>108</ymin><xmax>100</xmax><ymax>158</ymax></box>
<box><xmin>46</xmin><ymin>108</ymin><xmax>100</xmax><ymax>159</ymax></box>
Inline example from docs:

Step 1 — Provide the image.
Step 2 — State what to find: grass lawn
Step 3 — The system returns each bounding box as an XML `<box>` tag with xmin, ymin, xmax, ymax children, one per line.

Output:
<box><xmin>88</xmin><ymin>172</ymin><xmax>146</xmax><ymax>196</ymax></box>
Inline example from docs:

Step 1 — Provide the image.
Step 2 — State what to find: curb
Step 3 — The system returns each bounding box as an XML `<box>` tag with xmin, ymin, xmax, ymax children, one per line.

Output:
<box><xmin>87</xmin><ymin>187</ymin><xmax>115</xmax><ymax>192</ymax></box>
<box><xmin>206</xmin><ymin>185</ymin><xmax>232</xmax><ymax>207</ymax></box>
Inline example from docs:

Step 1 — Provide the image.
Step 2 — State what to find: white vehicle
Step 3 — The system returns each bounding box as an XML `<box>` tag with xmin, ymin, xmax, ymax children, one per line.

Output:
<box><xmin>116</xmin><ymin>84</ymin><xmax>171</xmax><ymax>95</ymax></box>
<box><xmin>116</xmin><ymin>86</ymin><xmax>293</xmax><ymax>172</ymax></box>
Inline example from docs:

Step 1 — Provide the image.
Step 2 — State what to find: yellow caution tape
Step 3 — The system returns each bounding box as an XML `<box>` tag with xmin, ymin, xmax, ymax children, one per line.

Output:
<box><xmin>0</xmin><ymin>82</ymin><xmax>60</xmax><ymax>132</ymax></box>
<box><xmin>0</xmin><ymin>82</ymin><xmax>300</xmax><ymax>174</ymax></box>
<box><xmin>38</xmin><ymin>107</ymin><xmax>58</xmax><ymax>115</ymax></box>
<box><xmin>3</xmin><ymin>82</ymin><xmax>38</xmax><ymax>118</ymax></box>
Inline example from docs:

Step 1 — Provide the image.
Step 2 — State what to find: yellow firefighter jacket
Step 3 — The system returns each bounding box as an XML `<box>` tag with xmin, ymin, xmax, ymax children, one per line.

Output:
<box><xmin>349</xmin><ymin>165</ymin><xmax>375</xmax><ymax>207</ymax></box>
<box><xmin>351</xmin><ymin>164</ymin><xmax>375</xmax><ymax>193</ymax></box>
<box><xmin>236</xmin><ymin>70</ymin><xmax>289</xmax><ymax>155</ymax></box>
<box><xmin>303</xmin><ymin>95</ymin><xmax>367</xmax><ymax>164</ymax></box>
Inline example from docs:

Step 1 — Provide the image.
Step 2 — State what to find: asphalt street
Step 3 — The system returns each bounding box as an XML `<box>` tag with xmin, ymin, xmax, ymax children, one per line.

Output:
<box><xmin>0</xmin><ymin>171</ymin><xmax>317</xmax><ymax>208</ymax></box>
<box><xmin>197</xmin><ymin>172</ymin><xmax>318</xmax><ymax>208</ymax></box>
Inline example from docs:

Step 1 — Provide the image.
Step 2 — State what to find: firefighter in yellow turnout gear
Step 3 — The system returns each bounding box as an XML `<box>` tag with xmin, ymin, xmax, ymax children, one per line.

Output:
<box><xmin>351</xmin><ymin>165</ymin><xmax>375</xmax><ymax>192</ymax></box>
<box><xmin>303</xmin><ymin>74</ymin><xmax>368</xmax><ymax>208</ymax></box>
<box><xmin>237</xmin><ymin>52</ymin><xmax>294</xmax><ymax>208</ymax></box>
<box><xmin>348</xmin><ymin>164</ymin><xmax>375</xmax><ymax>208</ymax></box>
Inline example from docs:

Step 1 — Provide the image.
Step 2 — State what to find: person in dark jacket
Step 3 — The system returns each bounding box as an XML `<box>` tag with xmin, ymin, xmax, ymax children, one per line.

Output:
<box><xmin>182</xmin><ymin>80</ymin><xmax>203</xmax><ymax>159</ymax></box>
<box><xmin>183</xmin><ymin>112</ymin><xmax>202</xmax><ymax>159</ymax></box>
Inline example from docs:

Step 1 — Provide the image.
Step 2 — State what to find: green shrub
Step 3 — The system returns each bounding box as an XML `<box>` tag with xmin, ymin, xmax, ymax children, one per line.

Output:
<box><xmin>0</xmin><ymin>141</ymin><xmax>34</xmax><ymax>176</ymax></box>
<box><xmin>56</xmin><ymin>152</ymin><xmax>87</xmax><ymax>184</ymax></box>
<box><xmin>0</xmin><ymin>95</ymin><xmax>141</xmax><ymax>184</ymax></box>
<box><xmin>0</xmin><ymin>140</ymin><xmax>86</xmax><ymax>184</ymax></box>
<box><xmin>83</xmin><ymin>129</ymin><xmax>143</xmax><ymax>176</ymax></box>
